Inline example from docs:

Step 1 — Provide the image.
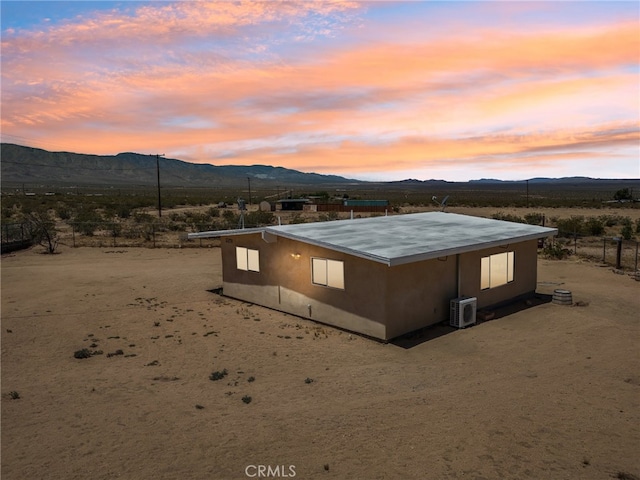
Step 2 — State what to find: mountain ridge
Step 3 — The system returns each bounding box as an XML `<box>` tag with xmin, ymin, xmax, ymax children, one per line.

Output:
<box><xmin>1</xmin><ymin>143</ymin><xmax>635</xmax><ymax>187</ymax></box>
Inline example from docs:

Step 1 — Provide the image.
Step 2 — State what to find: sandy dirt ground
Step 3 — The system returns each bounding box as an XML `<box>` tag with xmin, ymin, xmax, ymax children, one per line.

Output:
<box><xmin>2</xmin><ymin>245</ymin><xmax>639</xmax><ymax>480</ymax></box>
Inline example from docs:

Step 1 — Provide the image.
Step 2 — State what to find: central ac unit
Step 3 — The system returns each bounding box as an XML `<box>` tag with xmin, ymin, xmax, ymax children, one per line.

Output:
<box><xmin>450</xmin><ymin>297</ymin><xmax>477</xmax><ymax>328</ymax></box>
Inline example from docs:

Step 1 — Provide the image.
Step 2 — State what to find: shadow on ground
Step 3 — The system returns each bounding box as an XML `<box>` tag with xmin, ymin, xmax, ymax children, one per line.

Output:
<box><xmin>391</xmin><ymin>293</ymin><xmax>553</xmax><ymax>349</ymax></box>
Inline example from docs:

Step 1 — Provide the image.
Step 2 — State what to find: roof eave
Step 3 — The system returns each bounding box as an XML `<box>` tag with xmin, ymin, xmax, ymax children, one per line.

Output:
<box><xmin>187</xmin><ymin>227</ymin><xmax>266</xmax><ymax>239</ymax></box>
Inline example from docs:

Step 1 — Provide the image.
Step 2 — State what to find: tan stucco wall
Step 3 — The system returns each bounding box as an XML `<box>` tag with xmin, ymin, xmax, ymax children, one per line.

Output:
<box><xmin>458</xmin><ymin>239</ymin><xmax>539</xmax><ymax>309</ymax></box>
<box><xmin>384</xmin><ymin>257</ymin><xmax>457</xmax><ymax>339</ymax></box>
<box><xmin>220</xmin><ymin>233</ymin><xmax>389</xmax><ymax>339</ymax></box>
<box><xmin>220</xmin><ymin>234</ymin><xmax>540</xmax><ymax>340</ymax></box>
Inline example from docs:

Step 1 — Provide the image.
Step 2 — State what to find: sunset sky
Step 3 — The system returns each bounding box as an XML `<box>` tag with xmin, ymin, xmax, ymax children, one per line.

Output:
<box><xmin>1</xmin><ymin>1</ymin><xmax>639</xmax><ymax>181</ymax></box>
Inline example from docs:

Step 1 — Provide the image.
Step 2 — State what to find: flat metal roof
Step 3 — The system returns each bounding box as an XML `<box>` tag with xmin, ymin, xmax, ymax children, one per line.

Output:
<box><xmin>188</xmin><ymin>212</ymin><xmax>557</xmax><ymax>266</ymax></box>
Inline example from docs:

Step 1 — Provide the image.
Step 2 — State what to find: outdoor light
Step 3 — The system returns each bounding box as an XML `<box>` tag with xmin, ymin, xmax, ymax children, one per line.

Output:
<box><xmin>290</xmin><ymin>253</ymin><xmax>301</xmax><ymax>260</ymax></box>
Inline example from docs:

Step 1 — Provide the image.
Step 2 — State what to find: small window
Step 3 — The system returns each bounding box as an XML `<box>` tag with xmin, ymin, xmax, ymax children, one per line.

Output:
<box><xmin>236</xmin><ymin>247</ymin><xmax>259</xmax><ymax>272</ymax></box>
<box><xmin>312</xmin><ymin>258</ymin><xmax>344</xmax><ymax>289</ymax></box>
<box><xmin>481</xmin><ymin>251</ymin><xmax>514</xmax><ymax>290</ymax></box>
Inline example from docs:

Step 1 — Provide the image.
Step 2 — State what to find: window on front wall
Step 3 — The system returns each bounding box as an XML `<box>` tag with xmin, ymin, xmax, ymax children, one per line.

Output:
<box><xmin>312</xmin><ymin>258</ymin><xmax>344</xmax><ymax>289</ymax></box>
<box><xmin>481</xmin><ymin>251</ymin><xmax>514</xmax><ymax>290</ymax></box>
<box><xmin>236</xmin><ymin>246</ymin><xmax>260</xmax><ymax>272</ymax></box>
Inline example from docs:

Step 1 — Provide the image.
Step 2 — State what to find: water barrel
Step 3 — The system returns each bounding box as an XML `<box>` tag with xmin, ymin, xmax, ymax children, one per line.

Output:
<box><xmin>552</xmin><ymin>289</ymin><xmax>573</xmax><ymax>305</ymax></box>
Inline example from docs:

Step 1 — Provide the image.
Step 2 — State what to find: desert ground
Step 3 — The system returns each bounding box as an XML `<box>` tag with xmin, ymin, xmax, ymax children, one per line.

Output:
<box><xmin>2</xmin><ymin>242</ymin><xmax>639</xmax><ymax>479</ymax></box>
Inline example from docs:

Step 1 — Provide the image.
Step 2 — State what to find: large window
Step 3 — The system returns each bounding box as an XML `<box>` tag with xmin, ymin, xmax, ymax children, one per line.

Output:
<box><xmin>481</xmin><ymin>251</ymin><xmax>514</xmax><ymax>290</ymax></box>
<box><xmin>236</xmin><ymin>247</ymin><xmax>260</xmax><ymax>272</ymax></box>
<box><xmin>312</xmin><ymin>258</ymin><xmax>344</xmax><ymax>289</ymax></box>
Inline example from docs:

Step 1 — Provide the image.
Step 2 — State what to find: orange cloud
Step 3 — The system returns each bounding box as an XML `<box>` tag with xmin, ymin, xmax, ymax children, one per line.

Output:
<box><xmin>1</xmin><ymin>2</ymin><xmax>638</xmax><ymax>180</ymax></box>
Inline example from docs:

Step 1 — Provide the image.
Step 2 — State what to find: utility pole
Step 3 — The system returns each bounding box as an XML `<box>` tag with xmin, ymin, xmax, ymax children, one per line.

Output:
<box><xmin>154</xmin><ymin>154</ymin><xmax>165</xmax><ymax>217</ymax></box>
<box><xmin>247</xmin><ymin>177</ymin><xmax>252</xmax><ymax>206</ymax></box>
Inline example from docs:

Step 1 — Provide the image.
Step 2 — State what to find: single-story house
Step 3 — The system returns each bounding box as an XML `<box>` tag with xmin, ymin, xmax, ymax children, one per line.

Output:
<box><xmin>188</xmin><ymin>212</ymin><xmax>557</xmax><ymax>341</ymax></box>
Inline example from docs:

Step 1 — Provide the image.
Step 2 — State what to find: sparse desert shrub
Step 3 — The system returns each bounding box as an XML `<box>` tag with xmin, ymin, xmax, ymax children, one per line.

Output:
<box><xmin>247</xmin><ymin>376</ymin><xmax>255</xmax><ymax>383</ymax></box>
<box><xmin>23</xmin><ymin>208</ymin><xmax>59</xmax><ymax>253</ymax></box>
<box><xmin>584</xmin><ymin>217</ymin><xmax>605</xmax><ymax>236</ymax></box>
<box><xmin>319</xmin><ymin>211</ymin><xmax>340</xmax><ymax>222</ymax></box>
<box><xmin>555</xmin><ymin>216</ymin><xmax>585</xmax><ymax>237</ymax></box>
<box><xmin>9</xmin><ymin>391</ymin><xmax>20</xmax><ymax>400</ymax></box>
<box><xmin>523</xmin><ymin>212</ymin><xmax>544</xmax><ymax>225</ymax></box>
<box><xmin>542</xmin><ymin>242</ymin><xmax>571</xmax><ymax>260</ymax></box>
<box><xmin>491</xmin><ymin>212</ymin><xmax>525</xmax><ymax>223</ymax></box>
<box><xmin>74</xmin><ymin>348</ymin><xmax>93</xmax><ymax>359</ymax></box>
<box><xmin>241</xmin><ymin>395</ymin><xmax>252</xmax><ymax>404</ymax></box>
<box><xmin>209</xmin><ymin>369</ymin><xmax>228</xmax><ymax>381</ymax></box>
<box><xmin>304</xmin><ymin>377</ymin><xmax>314</xmax><ymax>384</ymax></box>
<box><xmin>133</xmin><ymin>212</ymin><xmax>154</xmax><ymax>224</ymax></box>
<box><xmin>621</xmin><ymin>224</ymin><xmax>634</xmax><ymax>241</ymax></box>
<box><xmin>289</xmin><ymin>213</ymin><xmax>306</xmax><ymax>224</ymax></box>
<box><xmin>73</xmin><ymin>208</ymin><xmax>104</xmax><ymax>236</ymax></box>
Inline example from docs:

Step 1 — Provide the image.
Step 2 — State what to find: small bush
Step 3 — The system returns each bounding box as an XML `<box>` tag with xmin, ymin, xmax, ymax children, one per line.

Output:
<box><xmin>555</xmin><ymin>216</ymin><xmax>584</xmax><ymax>237</ymax></box>
<box><xmin>241</xmin><ymin>395</ymin><xmax>252</xmax><ymax>404</ymax></box>
<box><xmin>523</xmin><ymin>212</ymin><xmax>544</xmax><ymax>225</ymax></box>
<box><xmin>491</xmin><ymin>212</ymin><xmax>525</xmax><ymax>223</ymax></box>
<box><xmin>209</xmin><ymin>369</ymin><xmax>228</xmax><ymax>381</ymax></box>
<box><xmin>304</xmin><ymin>377</ymin><xmax>314</xmax><ymax>384</ymax></box>
<box><xmin>585</xmin><ymin>217</ymin><xmax>605</xmax><ymax>236</ymax></box>
<box><xmin>543</xmin><ymin>242</ymin><xmax>571</xmax><ymax>260</ymax></box>
<box><xmin>621</xmin><ymin>224</ymin><xmax>634</xmax><ymax>241</ymax></box>
<box><xmin>9</xmin><ymin>391</ymin><xmax>20</xmax><ymax>400</ymax></box>
<box><xmin>74</xmin><ymin>348</ymin><xmax>93</xmax><ymax>359</ymax></box>
<box><xmin>247</xmin><ymin>376</ymin><xmax>255</xmax><ymax>383</ymax></box>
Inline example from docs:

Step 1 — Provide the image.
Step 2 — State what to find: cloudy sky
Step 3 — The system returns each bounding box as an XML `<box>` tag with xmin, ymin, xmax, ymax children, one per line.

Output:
<box><xmin>1</xmin><ymin>1</ymin><xmax>638</xmax><ymax>181</ymax></box>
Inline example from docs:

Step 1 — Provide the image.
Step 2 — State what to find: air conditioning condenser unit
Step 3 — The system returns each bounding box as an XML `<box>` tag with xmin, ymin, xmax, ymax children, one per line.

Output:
<box><xmin>450</xmin><ymin>297</ymin><xmax>477</xmax><ymax>328</ymax></box>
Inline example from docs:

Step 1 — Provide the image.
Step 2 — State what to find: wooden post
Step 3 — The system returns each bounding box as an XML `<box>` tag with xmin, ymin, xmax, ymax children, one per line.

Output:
<box><xmin>602</xmin><ymin>237</ymin><xmax>606</xmax><ymax>263</ymax></box>
<box><xmin>615</xmin><ymin>237</ymin><xmax>622</xmax><ymax>270</ymax></box>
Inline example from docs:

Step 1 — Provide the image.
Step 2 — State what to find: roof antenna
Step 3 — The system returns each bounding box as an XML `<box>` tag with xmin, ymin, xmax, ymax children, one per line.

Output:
<box><xmin>432</xmin><ymin>195</ymin><xmax>449</xmax><ymax>212</ymax></box>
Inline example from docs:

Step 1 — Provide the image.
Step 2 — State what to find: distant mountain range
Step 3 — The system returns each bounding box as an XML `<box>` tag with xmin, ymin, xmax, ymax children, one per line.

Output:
<box><xmin>0</xmin><ymin>143</ymin><xmax>635</xmax><ymax>188</ymax></box>
<box><xmin>0</xmin><ymin>143</ymin><xmax>357</xmax><ymax>188</ymax></box>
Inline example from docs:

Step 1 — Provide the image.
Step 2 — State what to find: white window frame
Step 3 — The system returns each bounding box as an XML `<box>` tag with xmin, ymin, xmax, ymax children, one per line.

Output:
<box><xmin>236</xmin><ymin>246</ymin><xmax>260</xmax><ymax>272</ymax></box>
<box><xmin>311</xmin><ymin>258</ymin><xmax>344</xmax><ymax>290</ymax></box>
<box><xmin>481</xmin><ymin>251</ymin><xmax>514</xmax><ymax>290</ymax></box>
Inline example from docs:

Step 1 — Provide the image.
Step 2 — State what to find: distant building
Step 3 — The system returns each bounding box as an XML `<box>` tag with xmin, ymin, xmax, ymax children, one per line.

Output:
<box><xmin>304</xmin><ymin>199</ymin><xmax>389</xmax><ymax>213</ymax></box>
<box><xmin>276</xmin><ymin>199</ymin><xmax>310</xmax><ymax>211</ymax></box>
<box><xmin>189</xmin><ymin>212</ymin><xmax>557</xmax><ymax>341</ymax></box>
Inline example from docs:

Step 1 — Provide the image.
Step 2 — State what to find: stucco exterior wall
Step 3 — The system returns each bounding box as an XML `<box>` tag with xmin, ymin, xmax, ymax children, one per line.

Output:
<box><xmin>219</xmin><ymin>234</ymin><xmax>540</xmax><ymax>340</ymax></box>
<box><xmin>458</xmin><ymin>239</ymin><xmax>539</xmax><ymax>309</ymax></box>
<box><xmin>220</xmin><ymin>233</ymin><xmax>389</xmax><ymax>339</ymax></box>
<box><xmin>384</xmin><ymin>257</ymin><xmax>457</xmax><ymax>339</ymax></box>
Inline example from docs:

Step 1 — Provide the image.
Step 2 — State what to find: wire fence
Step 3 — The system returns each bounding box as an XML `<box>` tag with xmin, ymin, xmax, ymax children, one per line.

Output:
<box><xmin>59</xmin><ymin>222</ymin><xmax>222</xmax><ymax>248</ymax></box>
<box><xmin>549</xmin><ymin>234</ymin><xmax>639</xmax><ymax>271</ymax></box>
<box><xmin>3</xmin><ymin>220</ymin><xmax>640</xmax><ymax>271</ymax></box>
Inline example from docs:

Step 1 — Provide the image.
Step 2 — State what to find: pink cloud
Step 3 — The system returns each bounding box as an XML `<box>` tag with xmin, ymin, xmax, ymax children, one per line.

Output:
<box><xmin>1</xmin><ymin>2</ymin><xmax>638</xmax><ymax>180</ymax></box>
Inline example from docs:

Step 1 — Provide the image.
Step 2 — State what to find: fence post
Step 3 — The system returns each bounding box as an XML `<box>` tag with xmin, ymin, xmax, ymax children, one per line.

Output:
<box><xmin>635</xmin><ymin>241</ymin><xmax>638</xmax><ymax>272</ymax></box>
<box><xmin>152</xmin><ymin>223</ymin><xmax>156</xmax><ymax>248</ymax></box>
<box><xmin>72</xmin><ymin>223</ymin><xmax>76</xmax><ymax>248</ymax></box>
<box><xmin>615</xmin><ymin>237</ymin><xmax>622</xmax><ymax>270</ymax></box>
<box><xmin>602</xmin><ymin>237</ymin><xmax>606</xmax><ymax>263</ymax></box>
